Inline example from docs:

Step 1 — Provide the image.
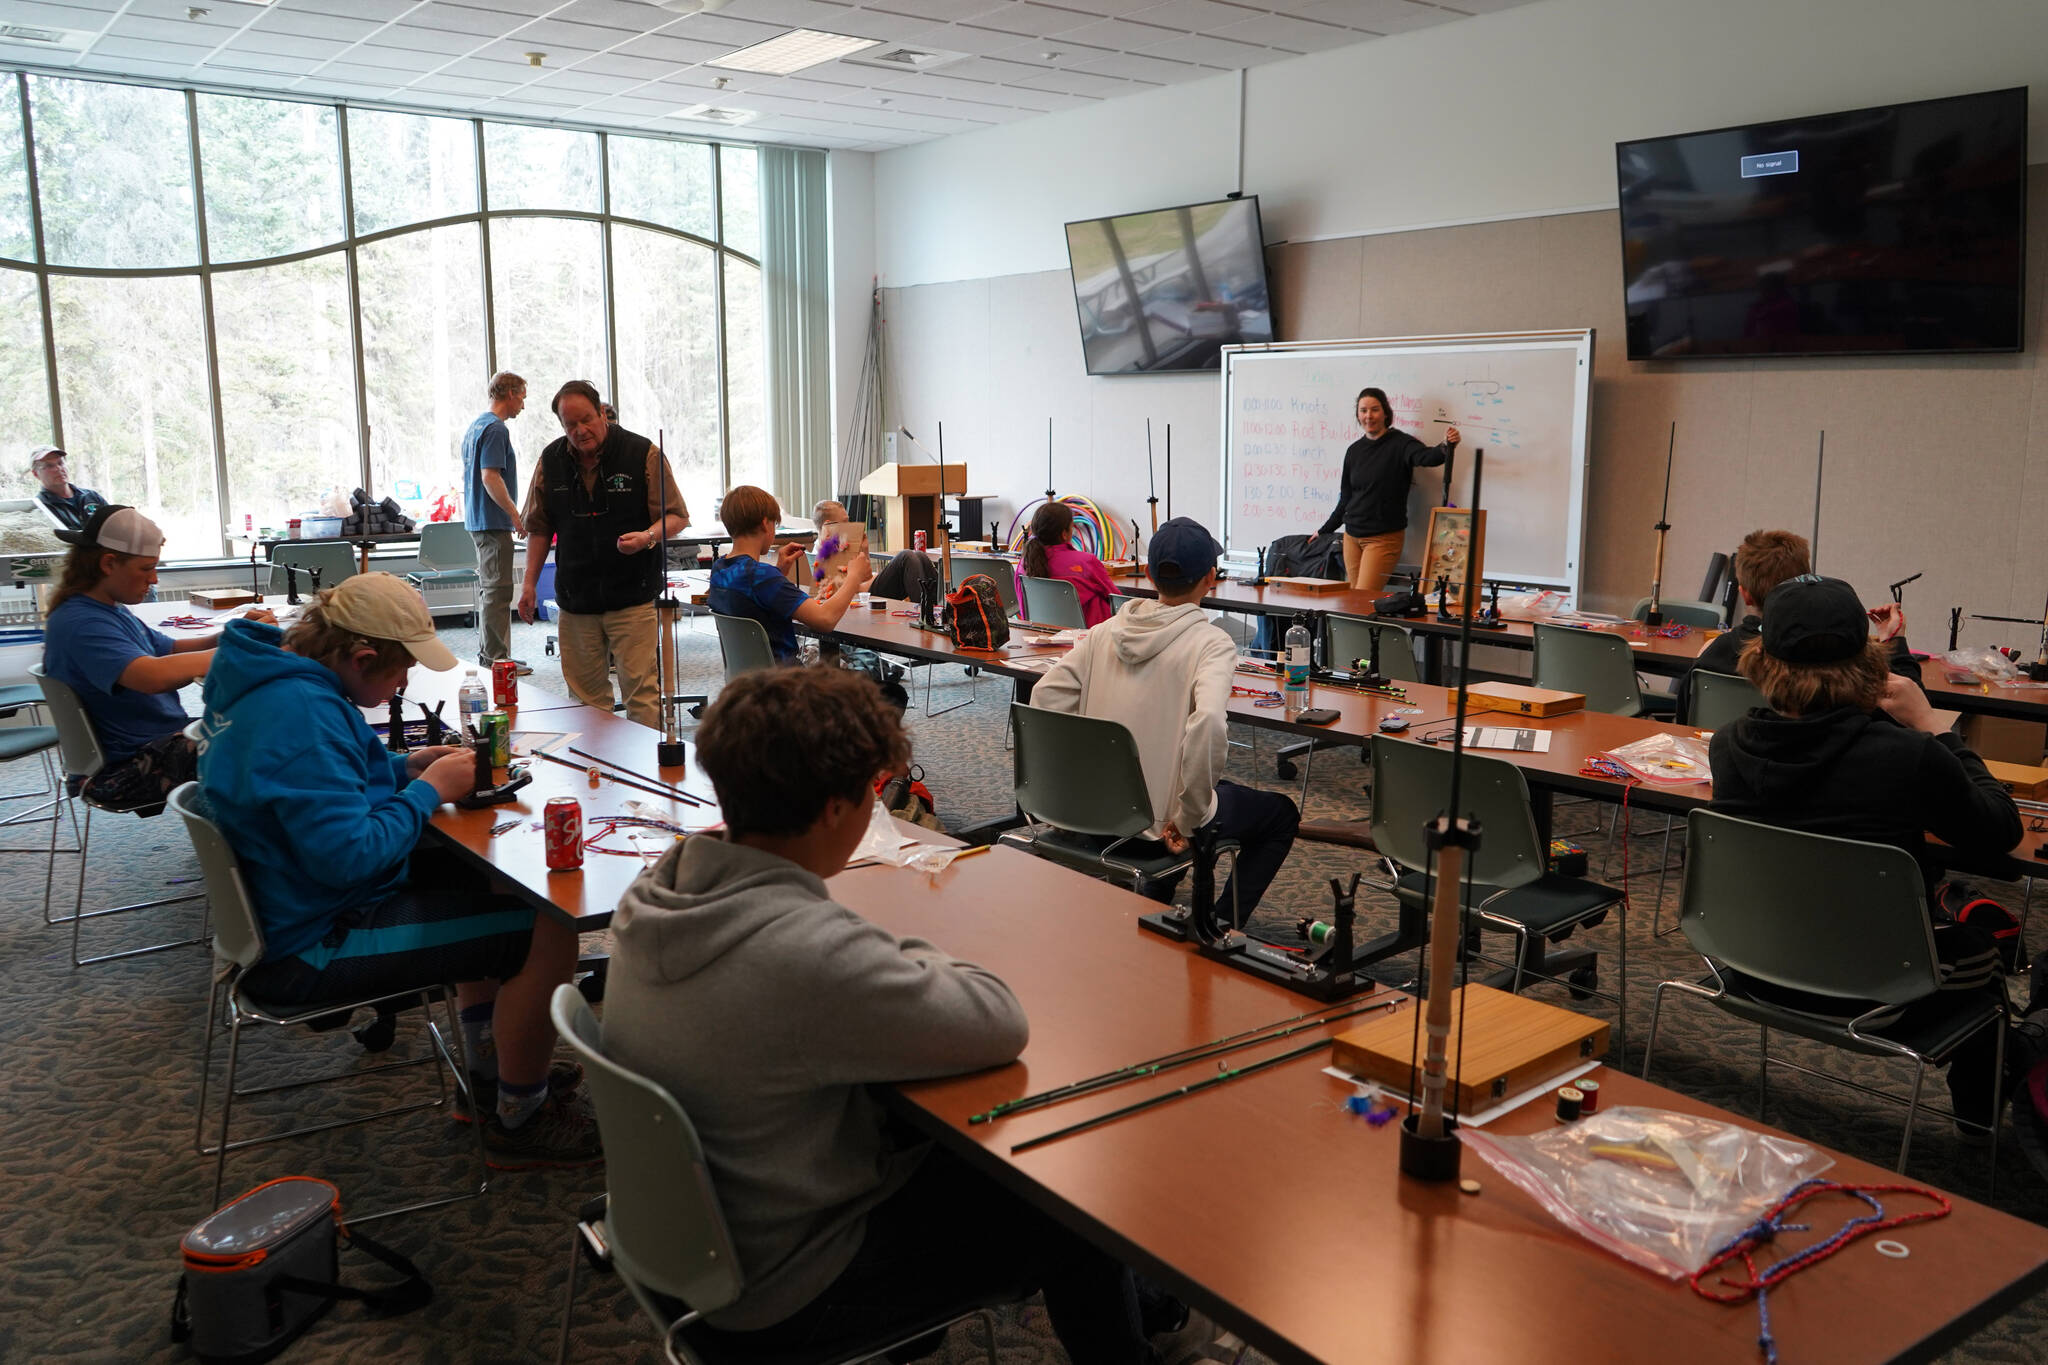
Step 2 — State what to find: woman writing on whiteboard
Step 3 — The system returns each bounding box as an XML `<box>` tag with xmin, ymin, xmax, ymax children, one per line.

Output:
<box><xmin>1307</xmin><ymin>387</ymin><xmax>1458</xmax><ymax>597</ymax></box>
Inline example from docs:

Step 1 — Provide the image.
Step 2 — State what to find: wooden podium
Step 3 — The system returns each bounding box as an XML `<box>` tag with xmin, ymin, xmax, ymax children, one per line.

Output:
<box><xmin>858</xmin><ymin>461</ymin><xmax>967</xmax><ymax>552</ymax></box>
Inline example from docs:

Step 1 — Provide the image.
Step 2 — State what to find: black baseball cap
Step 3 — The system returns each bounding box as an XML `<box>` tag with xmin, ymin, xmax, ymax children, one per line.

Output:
<box><xmin>1760</xmin><ymin>575</ymin><xmax>1868</xmax><ymax>664</ymax></box>
<box><xmin>1148</xmin><ymin>517</ymin><xmax>1223</xmax><ymax>590</ymax></box>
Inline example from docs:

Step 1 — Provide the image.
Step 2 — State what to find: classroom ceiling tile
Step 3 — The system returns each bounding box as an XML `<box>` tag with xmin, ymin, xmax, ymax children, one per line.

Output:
<box><xmin>246</xmin><ymin>9</ymin><xmax>383</xmax><ymax>42</ymax></box>
<box><xmin>1136</xmin><ymin>31</ymin><xmax>1282</xmax><ymax>67</ymax></box>
<box><xmin>1001</xmin><ymin>64</ymin><xmax>1135</xmax><ymax>97</ymax></box>
<box><xmin>353</xmin><ymin>43</ymin><xmax>457</xmax><ymax>73</ymax></box>
<box><xmin>1058</xmin><ymin>48</ymin><xmax>1200</xmax><ymax>81</ymax></box>
<box><xmin>1266</xmin><ymin>0</ymin><xmax>1457</xmax><ymax>35</ymax></box>
<box><xmin>207</xmin><ymin>51</ymin><xmax>328</xmax><ymax>75</ymax></box>
<box><xmin>956</xmin><ymin>3</ymin><xmax>1087</xmax><ymax>38</ymax></box>
<box><xmin>1211</xmin><ymin>12</ymin><xmax>1361</xmax><ymax>52</ymax></box>
<box><xmin>614</xmin><ymin>31</ymin><xmax>744</xmax><ymax>64</ymax></box>
<box><xmin>864</xmin><ymin>0</ymin><xmax>990</xmax><ymax>22</ymax></box>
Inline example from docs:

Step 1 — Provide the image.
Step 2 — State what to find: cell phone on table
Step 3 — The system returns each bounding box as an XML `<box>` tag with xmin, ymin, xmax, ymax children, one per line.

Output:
<box><xmin>1296</xmin><ymin>707</ymin><xmax>1340</xmax><ymax>726</ymax></box>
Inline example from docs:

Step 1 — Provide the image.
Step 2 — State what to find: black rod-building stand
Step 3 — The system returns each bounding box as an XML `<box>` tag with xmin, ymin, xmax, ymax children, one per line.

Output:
<box><xmin>1642</xmin><ymin>423</ymin><xmax>1676</xmax><ymax>626</ymax></box>
<box><xmin>1400</xmin><ymin>446</ymin><xmax>1491</xmax><ymax>1183</ymax></box>
<box><xmin>653</xmin><ymin>428</ymin><xmax>687</xmax><ymax>768</ymax></box>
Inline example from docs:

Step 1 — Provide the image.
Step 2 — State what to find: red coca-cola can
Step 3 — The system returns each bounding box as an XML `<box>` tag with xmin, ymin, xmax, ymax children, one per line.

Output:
<box><xmin>913</xmin><ymin>530</ymin><xmax>927</xmax><ymax>552</ymax></box>
<box><xmin>544</xmin><ymin>797</ymin><xmax>583</xmax><ymax>870</ymax></box>
<box><xmin>491</xmin><ymin>658</ymin><xmax>518</xmax><ymax>707</ymax></box>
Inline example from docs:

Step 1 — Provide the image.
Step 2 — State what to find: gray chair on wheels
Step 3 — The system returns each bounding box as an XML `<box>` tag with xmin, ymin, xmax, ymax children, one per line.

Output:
<box><xmin>1643</xmin><ymin>809</ymin><xmax>2008</xmax><ymax>1188</ymax></box>
<box><xmin>1370</xmin><ymin>736</ymin><xmax>1631</xmax><ymax>1059</ymax></box>
<box><xmin>31</xmin><ymin>664</ymin><xmax>209</xmax><ymax>967</ymax></box>
<box><xmin>712</xmin><ymin>614</ymin><xmax>776</xmax><ymax>682</ymax></box>
<box><xmin>270</xmin><ymin>539</ymin><xmax>357</xmax><ymax>587</ymax></box>
<box><xmin>999</xmin><ymin>703</ymin><xmax>1242</xmax><ymax>925</ymax></box>
<box><xmin>169</xmin><ymin>782</ymin><xmax>488</xmax><ymax>1217</ymax></box>
<box><xmin>549</xmin><ymin>985</ymin><xmax>1008</xmax><ymax>1365</ymax></box>
<box><xmin>1020</xmin><ymin>576</ymin><xmax>1087</xmax><ymax>629</ymax></box>
<box><xmin>950</xmin><ymin>553</ymin><xmax>1019</xmax><ymax>618</ymax></box>
<box><xmin>1688</xmin><ymin>669</ymin><xmax>1766</xmax><ymax>732</ymax></box>
<box><xmin>408</xmin><ymin>521</ymin><xmax>483</xmax><ymax>622</ymax></box>
<box><xmin>1630</xmin><ymin>596</ymin><xmax>1727</xmax><ymax>629</ymax></box>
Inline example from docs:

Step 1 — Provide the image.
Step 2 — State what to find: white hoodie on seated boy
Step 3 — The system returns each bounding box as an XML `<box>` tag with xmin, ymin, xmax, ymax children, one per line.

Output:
<box><xmin>1029</xmin><ymin>517</ymin><xmax>1299</xmax><ymax>920</ymax></box>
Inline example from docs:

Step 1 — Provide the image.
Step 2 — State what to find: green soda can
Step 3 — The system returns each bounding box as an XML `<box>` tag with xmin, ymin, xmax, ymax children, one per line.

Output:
<box><xmin>482</xmin><ymin>711</ymin><xmax>511</xmax><ymax>768</ymax></box>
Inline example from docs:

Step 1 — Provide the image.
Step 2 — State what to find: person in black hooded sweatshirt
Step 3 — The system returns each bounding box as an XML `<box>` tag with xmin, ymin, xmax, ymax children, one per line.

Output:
<box><xmin>1708</xmin><ymin>574</ymin><xmax>2027</xmax><ymax>1132</ymax></box>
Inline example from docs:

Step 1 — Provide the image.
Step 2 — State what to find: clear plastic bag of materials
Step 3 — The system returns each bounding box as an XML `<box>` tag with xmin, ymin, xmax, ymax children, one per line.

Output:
<box><xmin>1500</xmin><ymin>590</ymin><xmax>1570</xmax><ymax>620</ymax></box>
<box><xmin>1604</xmin><ymin>732</ymin><xmax>1712</xmax><ymax>784</ymax></box>
<box><xmin>850</xmin><ymin>796</ymin><xmax>967</xmax><ymax>876</ymax></box>
<box><xmin>1944</xmin><ymin>647</ymin><xmax>2018</xmax><ymax>684</ymax></box>
<box><xmin>1460</xmin><ymin>1106</ymin><xmax>1833</xmax><ymax>1278</ymax></box>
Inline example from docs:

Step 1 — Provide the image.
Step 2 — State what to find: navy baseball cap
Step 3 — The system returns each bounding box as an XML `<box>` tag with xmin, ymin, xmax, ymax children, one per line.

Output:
<box><xmin>1760</xmin><ymin>575</ymin><xmax>1868</xmax><ymax>664</ymax></box>
<box><xmin>1148</xmin><ymin>517</ymin><xmax>1223</xmax><ymax>590</ymax></box>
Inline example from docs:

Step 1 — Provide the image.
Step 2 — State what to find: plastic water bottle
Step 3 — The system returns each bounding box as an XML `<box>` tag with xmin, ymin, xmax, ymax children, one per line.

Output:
<box><xmin>458</xmin><ymin>669</ymin><xmax>487</xmax><ymax>724</ymax></box>
<box><xmin>1283</xmin><ymin>617</ymin><xmax>1311</xmax><ymax>715</ymax></box>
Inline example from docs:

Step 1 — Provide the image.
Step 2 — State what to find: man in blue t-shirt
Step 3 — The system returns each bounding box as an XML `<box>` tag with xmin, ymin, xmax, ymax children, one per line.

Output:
<box><xmin>42</xmin><ymin>504</ymin><xmax>273</xmax><ymax>808</ymax></box>
<box><xmin>708</xmin><ymin>485</ymin><xmax>869</xmax><ymax>662</ymax></box>
<box><xmin>31</xmin><ymin>446</ymin><xmax>106</xmax><ymax>532</ymax></box>
<box><xmin>462</xmin><ymin>371</ymin><xmax>528</xmax><ymax>673</ymax></box>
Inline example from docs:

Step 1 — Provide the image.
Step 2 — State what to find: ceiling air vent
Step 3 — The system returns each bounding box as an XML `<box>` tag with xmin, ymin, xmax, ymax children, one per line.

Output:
<box><xmin>669</xmin><ymin>104</ymin><xmax>759</xmax><ymax>127</ymax></box>
<box><xmin>843</xmin><ymin>44</ymin><xmax>967</xmax><ymax>74</ymax></box>
<box><xmin>0</xmin><ymin>25</ymin><xmax>89</xmax><ymax>48</ymax></box>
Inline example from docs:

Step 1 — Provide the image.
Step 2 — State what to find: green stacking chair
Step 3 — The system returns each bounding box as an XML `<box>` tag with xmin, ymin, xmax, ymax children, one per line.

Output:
<box><xmin>1370</xmin><ymin>735</ymin><xmax>1630</xmax><ymax>1059</ymax></box>
<box><xmin>1631</xmin><ymin>595</ymin><xmax>1727</xmax><ymax>628</ymax></box>
<box><xmin>711</xmin><ymin>613</ymin><xmax>776</xmax><ymax>681</ymax></box>
<box><xmin>1689</xmin><ymin>669</ymin><xmax>1767</xmax><ymax>732</ymax></box>
<box><xmin>1644</xmin><ymin>809</ymin><xmax>2009</xmax><ymax>1188</ymax></box>
<box><xmin>1020</xmin><ymin>576</ymin><xmax>1087</xmax><ymax>629</ymax></box>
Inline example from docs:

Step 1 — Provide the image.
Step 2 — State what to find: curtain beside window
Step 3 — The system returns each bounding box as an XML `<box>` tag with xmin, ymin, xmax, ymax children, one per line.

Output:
<box><xmin>758</xmin><ymin>145</ymin><xmax>830</xmax><ymax>512</ymax></box>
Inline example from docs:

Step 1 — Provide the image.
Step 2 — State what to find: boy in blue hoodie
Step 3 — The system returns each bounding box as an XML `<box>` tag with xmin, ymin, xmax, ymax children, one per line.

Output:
<box><xmin>198</xmin><ymin>573</ymin><xmax>598</xmax><ymax>1167</ymax></box>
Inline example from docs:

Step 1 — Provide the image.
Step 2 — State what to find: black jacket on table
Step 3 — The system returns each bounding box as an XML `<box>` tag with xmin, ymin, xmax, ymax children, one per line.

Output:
<box><xmin>1707</xmin><ymin>704</ymin><xmax>2020</xmax><ymax>893</ymax></box>
<box><xmin>1676</xmin><ymin>618</ymin><xmax>1923</xmax><ymax>723</ymax></box>
<box><xmin>1314</xmin><ymin>429</ymin><xmax>1452</xmax><ymax>538</ymax></box>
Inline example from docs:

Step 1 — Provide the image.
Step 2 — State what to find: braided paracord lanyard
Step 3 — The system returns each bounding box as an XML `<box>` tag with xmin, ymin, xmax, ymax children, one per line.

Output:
<box><xmin>1689</xmin><ymin>1178</ymin><xmax>1952</xmax><ymax>1363</ymax></box>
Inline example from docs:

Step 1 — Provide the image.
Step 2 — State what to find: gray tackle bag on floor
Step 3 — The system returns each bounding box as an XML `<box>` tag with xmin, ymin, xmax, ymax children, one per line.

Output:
<box><xmin>171</xmin><ymin>1176</ymin><xmax>431</xmax><ymax>1364</ymax></box>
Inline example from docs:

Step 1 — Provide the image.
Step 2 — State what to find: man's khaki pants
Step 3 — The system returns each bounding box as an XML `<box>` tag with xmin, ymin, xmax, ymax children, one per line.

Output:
<box><xmin>556</xmin><ymin>601</ymin><xmax>660</xmax><ymax>729</ymax></box>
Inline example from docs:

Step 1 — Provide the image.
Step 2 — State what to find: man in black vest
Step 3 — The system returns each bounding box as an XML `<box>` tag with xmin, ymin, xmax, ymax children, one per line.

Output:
<box><xmin>516</xmin><ymin>380</ymin><xmax>687</xmax><ymax>727</ymax></box>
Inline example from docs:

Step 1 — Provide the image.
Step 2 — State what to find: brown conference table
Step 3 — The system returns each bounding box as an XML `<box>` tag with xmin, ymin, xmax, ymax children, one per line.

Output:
<box><xmin>817</xmin><ymin>601</ymin><xmax>2048</xmax><ymax>879</ymax></box>
<box><xmin>296</xmin><ymin>619</ymin><xmax>2048</xmax><ymax>1364</ymax></box>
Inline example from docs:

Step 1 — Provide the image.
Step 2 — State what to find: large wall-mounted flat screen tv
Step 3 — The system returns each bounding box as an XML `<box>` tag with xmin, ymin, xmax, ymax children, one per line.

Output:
<box><xmin>1617</xmin><ymin>87</ymin><xmax>2026</xmax><ymax>359</ymax></box>
<box><xmin>1065</xmin><ymin>195</ymin><xmax>1273</xmax><ymax>375</ymax></box>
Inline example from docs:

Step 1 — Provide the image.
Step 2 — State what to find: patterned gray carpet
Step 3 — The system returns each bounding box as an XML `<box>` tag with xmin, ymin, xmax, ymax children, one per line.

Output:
<box><xmin>2</xmin><ymin>612</ymin><xmax>2044</xmax><ymax>1363</ymax></box>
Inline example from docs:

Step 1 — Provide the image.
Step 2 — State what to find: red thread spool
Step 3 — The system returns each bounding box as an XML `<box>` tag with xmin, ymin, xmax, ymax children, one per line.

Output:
<box><xmin>1575</xmin><ymin>1077</ymin><xmax>1601</xmax><ymax>1114</ymax></box>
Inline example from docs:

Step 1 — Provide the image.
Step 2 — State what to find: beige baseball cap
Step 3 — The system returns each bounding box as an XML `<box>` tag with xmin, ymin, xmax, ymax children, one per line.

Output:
<box><xmin>55</xmin><ymin>504</ymin><xmax>165</xmax><ymax>556</ymax></box>
<box><xmin>324</xmin><ymin>572</ymin><xmax>458</xmax><ymax>672</ymax></box>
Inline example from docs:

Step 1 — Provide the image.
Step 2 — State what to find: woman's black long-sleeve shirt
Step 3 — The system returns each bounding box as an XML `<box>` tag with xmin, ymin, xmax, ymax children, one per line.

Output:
<box><xmin>1314</xmin><ymin>429</ymin><xmax>1453</xmax><ymax>538</ymax></box>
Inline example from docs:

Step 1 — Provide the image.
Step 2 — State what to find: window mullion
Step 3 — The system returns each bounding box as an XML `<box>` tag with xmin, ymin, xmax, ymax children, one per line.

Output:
<box><xmin>187</xmin><ymin>88</ymin><xmax>231</xmax><ymax>559</ymax></box>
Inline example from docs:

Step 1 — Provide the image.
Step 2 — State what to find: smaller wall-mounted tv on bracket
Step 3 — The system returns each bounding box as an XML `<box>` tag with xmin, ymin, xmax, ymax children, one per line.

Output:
<box><xmin>1616</xmin><ymin>86</ymin><xmax>2027</xmax><ymax>360</ymax></box>
<box><xmin>1065</xmin><ymin>195</ymin><xmax>1273</xmax><ymax>375</ymax></box>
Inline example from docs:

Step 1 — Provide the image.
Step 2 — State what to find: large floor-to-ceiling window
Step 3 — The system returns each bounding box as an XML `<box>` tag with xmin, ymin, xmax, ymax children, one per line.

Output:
<box><xmin>0</xmin><ymin>72</ymin><xmax>767</xmax><ymax>558</ymax></box>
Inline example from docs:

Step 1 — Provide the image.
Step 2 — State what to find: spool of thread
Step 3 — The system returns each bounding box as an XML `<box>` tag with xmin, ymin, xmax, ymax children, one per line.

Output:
<box><xmin>587</xmin><ymin>765</ymin><xmax>602</xmax><ymax>788</ymax></box>
<box><xmin>1575</xmin><ymin>1077</ymin><xmax>1601</xmax><ymax>1114</ymax></box>
<box><xmin>1555</xmin><ymin>1085</ymin><xmax>1585</xmax><ymax>1123</ymax></box>
<box><xmin>1305</xmin><ymin>920</ymin><xmax>1333</xmax><ymax>947</ymax></box>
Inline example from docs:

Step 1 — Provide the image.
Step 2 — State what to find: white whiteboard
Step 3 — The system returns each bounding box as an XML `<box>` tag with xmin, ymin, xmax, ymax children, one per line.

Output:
<box><xmin>1219</xmin><ymin>331</ymin><xmax>1596</xmax><ymax>595</ymax></box>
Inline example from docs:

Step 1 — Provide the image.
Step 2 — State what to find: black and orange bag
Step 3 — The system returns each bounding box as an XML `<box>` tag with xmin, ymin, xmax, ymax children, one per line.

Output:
<box><xmin>946</xmin><ymin>573</ymin><xmax>1010</xmax><ymax>651</ymax></box>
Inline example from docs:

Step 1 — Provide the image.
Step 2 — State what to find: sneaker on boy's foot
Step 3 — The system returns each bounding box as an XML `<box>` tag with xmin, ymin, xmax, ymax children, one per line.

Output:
<box><xmin>454</xmin><ymin>1060</ymin><xmax>585</xmax><ymax>1123</ymax></box>
<box><xmin>483</xmin><ymin>1088</ymin><xmax>604</xmax><ymax>1169</ymax></box>
<box><xmin>510</xmin><ymin>658</ymin><xmax>533</xmax><ymax>676</ymax></box>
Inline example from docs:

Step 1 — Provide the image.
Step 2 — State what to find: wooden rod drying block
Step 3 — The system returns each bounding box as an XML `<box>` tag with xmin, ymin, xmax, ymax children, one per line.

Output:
<box><xmin>1330</xmin><ymin>984</ymin><xmax>1608</xmax><ymax>1113</ymax></box>
<box><xmin>1464</xmin><ymin>682</ymin><xmax>1586</xmax><ymax>718</ymax></box>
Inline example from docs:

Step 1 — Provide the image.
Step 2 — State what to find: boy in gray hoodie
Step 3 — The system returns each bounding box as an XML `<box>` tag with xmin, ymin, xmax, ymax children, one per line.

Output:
<box><xmin>604</xmin><ymin>666</ymin><xmax>1171</xmax><ymax>1360</ymax></box>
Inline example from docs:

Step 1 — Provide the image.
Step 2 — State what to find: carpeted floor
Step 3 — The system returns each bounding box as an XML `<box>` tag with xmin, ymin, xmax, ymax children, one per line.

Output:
<box><xmin>2</xmin><ymin>610</ymin><xmax>2045</xmax><ymax>1363</ymax></box>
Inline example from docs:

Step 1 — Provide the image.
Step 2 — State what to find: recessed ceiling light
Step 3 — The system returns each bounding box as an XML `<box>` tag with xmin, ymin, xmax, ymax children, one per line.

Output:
<box><xmin>669</xmin><ymin>103</ymin><xmax>759</xmax><ymax>126</ymax></box>
<box><xmin>708</xmin><ymin>28</ymin><xmax>878</xmax><ymax>76</ymax></box>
